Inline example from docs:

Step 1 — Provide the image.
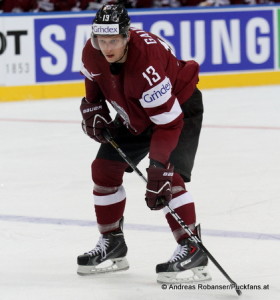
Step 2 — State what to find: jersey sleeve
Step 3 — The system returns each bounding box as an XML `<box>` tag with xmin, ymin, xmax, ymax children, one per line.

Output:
<box><xmin>80</xmin><ymin>45</ymin><xmax>104</xmax><ymax>103</ymax></box>
<box><xmin>139</xmin><ymin>75</ymin><xmax>184</xmax><ymax>165</ymax></box>
<box><xmin>83</xmin><ymin>76</ymin><xmax>104</xmax><ymax>103</ymax></box>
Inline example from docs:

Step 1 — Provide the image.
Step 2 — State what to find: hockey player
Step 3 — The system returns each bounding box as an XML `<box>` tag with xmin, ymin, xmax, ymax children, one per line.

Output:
<box><xmin>77</xmin><ymin>4</ymin><xmax>211</xmax><ymax>283</ymax></box>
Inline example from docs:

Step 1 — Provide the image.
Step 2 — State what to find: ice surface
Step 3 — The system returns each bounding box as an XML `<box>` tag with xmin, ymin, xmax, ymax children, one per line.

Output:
<box><xmin>1</xmin><ymin>85</ymin><xmax>280</xmax><ymax>299</ymax></box>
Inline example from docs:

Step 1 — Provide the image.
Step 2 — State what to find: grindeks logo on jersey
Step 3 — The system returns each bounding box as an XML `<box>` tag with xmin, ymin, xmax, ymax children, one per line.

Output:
<box><xmin>92</xmin><ymin>24</ymin><xmax>119</xmax><ymax>35</ymax></box>
<box><xmin>143</xmin><ymin>82</ymin><xmax>171</xmax><ymax>103</ymax></box>
<box><xmin>140</xmin><ymin>77</ymin><xmax>172</xmax><ymax>108</ymax></box>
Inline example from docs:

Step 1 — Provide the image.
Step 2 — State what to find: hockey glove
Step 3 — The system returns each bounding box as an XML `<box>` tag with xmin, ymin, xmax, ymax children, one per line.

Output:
<box><xmin>145</xmin><ymin>163</ymin><xmax>174</xmax><ymax>210</ymax></box>
<box><xmin>80</xmin><ymin>97</ymin><xmax>115</xmax><ymax>143</ymax></box>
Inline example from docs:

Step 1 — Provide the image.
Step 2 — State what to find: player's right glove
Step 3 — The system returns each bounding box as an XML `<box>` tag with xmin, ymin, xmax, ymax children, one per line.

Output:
<box><xmin>80</xmin><ymin>97</ymin><xmax>114</xmax><ymax>143</ymax></box>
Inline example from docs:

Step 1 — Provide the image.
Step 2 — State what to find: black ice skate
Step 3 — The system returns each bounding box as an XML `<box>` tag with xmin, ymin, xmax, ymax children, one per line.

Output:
<box><xmin>156</xmin><ymin>225</ymin><xmax>211</xmax><ymax>284</ymax></box>
<box><xmin>77</xmin><ymin>228</ymin><xmax>129</xmax><ymax>275</ymax></box>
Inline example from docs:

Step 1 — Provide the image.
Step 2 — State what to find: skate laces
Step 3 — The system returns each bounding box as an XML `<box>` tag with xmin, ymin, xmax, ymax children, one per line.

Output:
<box><xmin>169</xmin><ymin>244</ymin><xmax>189</xmax><ymax>263</ymax></box>
<box><xmin>88</xmin><ymin>236</ymin><xmax>109</xmax><ymax>259</ymax></box>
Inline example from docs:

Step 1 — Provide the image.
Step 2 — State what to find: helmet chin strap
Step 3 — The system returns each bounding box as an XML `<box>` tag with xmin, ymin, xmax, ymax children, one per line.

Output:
<box><xmin>109</xmin><ymin>44</ymin><xmax>128</xmax><ymax>75</ymax></box>
<box><xmin>113</xmin><ymin>44</ymin><xmax>128</xmax><ymax>64</ymax></box>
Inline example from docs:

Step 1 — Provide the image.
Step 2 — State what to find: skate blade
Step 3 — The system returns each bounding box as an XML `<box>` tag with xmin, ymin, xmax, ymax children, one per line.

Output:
<box><xmin>157</xmin><ymin>266</ymin><xmax>212</xmax><ymax>284</ymax></box>
<box><xmin>77</xmin><ymin>257</ymin><xmax>129</xmax><ymax>276</ymax></box>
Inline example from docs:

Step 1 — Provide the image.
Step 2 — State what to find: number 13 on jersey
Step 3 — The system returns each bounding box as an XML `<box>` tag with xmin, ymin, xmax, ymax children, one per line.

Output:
<box><xmin>142</xmin><ymin>66</ymin><xmax>161</xmax><ymax>86</ymax></box>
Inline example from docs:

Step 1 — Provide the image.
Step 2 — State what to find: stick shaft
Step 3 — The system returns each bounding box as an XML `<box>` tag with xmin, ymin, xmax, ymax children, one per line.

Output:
<box><xmin>104</xmin><ymin>134</ymin><xmax>241</xmax><ymax>296</ymax></box>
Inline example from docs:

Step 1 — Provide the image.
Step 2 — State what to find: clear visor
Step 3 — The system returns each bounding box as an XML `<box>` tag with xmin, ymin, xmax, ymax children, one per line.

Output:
<box><xmin>91</xmin><ymin>33</ymin><xmax>128</xmax><ymax>51</ymax></box>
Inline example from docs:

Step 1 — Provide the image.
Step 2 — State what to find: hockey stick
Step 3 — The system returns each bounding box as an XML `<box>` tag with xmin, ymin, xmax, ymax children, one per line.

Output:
<box><xmin>103</xmin><ymin>132</ymin><xmax>242</xmax><ymax>296</ymax></box>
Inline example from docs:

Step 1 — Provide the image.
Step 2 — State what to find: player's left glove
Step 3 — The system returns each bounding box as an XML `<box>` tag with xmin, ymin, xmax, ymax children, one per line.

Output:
<box><xmin>80</xmin><ymin>97</ymin><xmax>115</xmax><ymax>143</ymax></box>
<box><xmin>145</xmin><ymin>162</ymin><xmax>174</xmax><ymax>210</ymax></box>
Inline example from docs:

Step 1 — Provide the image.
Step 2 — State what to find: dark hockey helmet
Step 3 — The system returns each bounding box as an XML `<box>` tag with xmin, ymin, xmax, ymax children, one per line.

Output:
<box><xmin>92</xmin><ymin>4</ymin><xmax>130</xmax><ymax>37</ymax></box>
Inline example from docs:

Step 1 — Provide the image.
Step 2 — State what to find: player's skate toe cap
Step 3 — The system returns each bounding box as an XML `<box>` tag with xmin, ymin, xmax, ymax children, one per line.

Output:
<box><xmin>156</xmin><ymin>263</ymin><xmax>169</xmax><ymax>273</ymax></box>
<box><xmin>77</xmin><ymin>254</ymin><xmax>91</xmax><ymax>266</ymax></box>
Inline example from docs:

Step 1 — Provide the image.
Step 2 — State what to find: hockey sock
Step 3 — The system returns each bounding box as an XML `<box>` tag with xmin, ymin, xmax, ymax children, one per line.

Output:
<box><xmin>163</xmin><ymin>173</ymin><xmax>196</xmax><ymax>242</ymax></box>
<box><xmin>94</xmin><ymin>185</ymin><xmax>126</xmax><ymax>234</ymax></box>
<box><xmin>91</xmin><ymin>158</ymin><xmax>128</xmax><ymax>234</ymax></box>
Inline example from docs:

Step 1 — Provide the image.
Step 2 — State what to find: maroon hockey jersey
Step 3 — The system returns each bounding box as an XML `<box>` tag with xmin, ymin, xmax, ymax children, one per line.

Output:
<box><xmin>81</xmin><ymin>28</ymin><xmax>199</xmax><ymax>164</ymax></box>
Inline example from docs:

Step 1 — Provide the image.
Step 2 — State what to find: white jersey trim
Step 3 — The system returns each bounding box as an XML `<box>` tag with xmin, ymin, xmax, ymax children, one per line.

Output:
<box><xmin>162</xmin><ymin>192</ymin><xmax>194</xmax><ymax>215</ymax></box>
<box><xmin>94</xmin><ymin>185</ymin><xmax>126</xmax><ymax>206</ymax></box>
<box><xmin>150</xmin><ymin>98</ymin><xmax>182</xmax><ymax>125</ymax></box>
<box><xmin>81</xmin><ymin>64</ymin><xmax>93</xmax><ymax>81</ymax></box>
<box><xmin>140</xmin><ymin>77</ymin><xmax>172</xmax><ymax>108</ymax></box>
